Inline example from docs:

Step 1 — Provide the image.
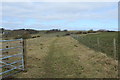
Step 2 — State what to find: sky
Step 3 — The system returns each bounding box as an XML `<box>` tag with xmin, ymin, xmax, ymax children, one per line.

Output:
<box><xmin>1</xmin><ymin>1</ymin><xmax>118</xmax><ymax>31</ymax></box>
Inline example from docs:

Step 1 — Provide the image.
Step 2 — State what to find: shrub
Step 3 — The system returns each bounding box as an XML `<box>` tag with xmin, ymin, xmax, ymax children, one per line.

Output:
<box><xmin>75</xmin><ymin>31</ymin><xmax>83</xmax><ymax>34</ymax></box>
<box><xmin>32</xmin><ymin>36</ymin><xmax>37</xmax><ymax>38</ymax></box>
<box><xmin>82</xmin><ymin>32</ymin><xmax>87</xmax><ymax>34</ymax></box>
<box><xmin>56</xmin><ymin>35</ymin><xmax>59</xmax><ymax>37</ymax></box>
<box><xmin>88</xmin><ymin>29</ymin><xmax>96</xmax><ymax>33</ymax></box>
<box><xmin>37</xmin><ymin>35</ymin><xmax>40</xmax><ymax>37</ymax></box>
<box><xmin>14</xmin><ymin>32</ymin><xmax>31</xmax><ymax>39</ymax></box>
<box><xmin>63</xmin><ymin>30</ymin><xmax>68</xmax><ymax>32</ymax></box>
<box><xmin>64</xmin><ymin>33</ymin><xmax>71</xmax><ymax>36</ymax></box>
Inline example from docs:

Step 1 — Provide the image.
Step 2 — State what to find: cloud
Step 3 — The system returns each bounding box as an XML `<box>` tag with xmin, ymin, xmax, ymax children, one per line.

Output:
<box><xmin>1</xmin><ymin>2</ymin><xmax>118</xmax><ymax>30</ymax></box>
<box><xmin>1</xmin><ymin>0</ymin><xmax>119</xmax><ymax>2</ymax></box>
<box><xmin>2</xmin><ymin>2</ymin><xmax>117</xmax><ymax>20</ymax></box>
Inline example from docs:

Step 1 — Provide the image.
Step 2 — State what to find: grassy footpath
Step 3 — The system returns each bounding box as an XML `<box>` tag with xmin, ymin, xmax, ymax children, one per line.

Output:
<box><xmin>42</xmin><ymin>37</ymin><xmax>84</xmax><ymax>78</ymax></box>
<box><xmin>15</xmin><ymin>36</ymin><xmax>118</xmax><ymax>78</ymax></box>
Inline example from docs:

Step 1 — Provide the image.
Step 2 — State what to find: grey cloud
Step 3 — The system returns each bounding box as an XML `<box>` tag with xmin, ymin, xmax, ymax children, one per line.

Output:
<box><xmin>2</xmin><ymin>2</ymin><xmax>117</xmax><ymax>20</ymax></box>
<box><xmin>1</xmin><ymin>2</ymin><xmax>118</xmax><ymax>29</ymax></box>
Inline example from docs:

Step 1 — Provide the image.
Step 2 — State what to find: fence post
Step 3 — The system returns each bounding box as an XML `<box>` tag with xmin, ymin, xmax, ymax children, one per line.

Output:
<box><xmin>97</xmin><ymin>37</ymin><xmax>100</xmax><ymax>51</ymax></box>
<box><xmin>113</xmin><ymin>38</ymin><xmax>117</xmax><ymax>59</ymax></box>
<box><xmin>6</xmin><ymin>45</ymin><xmax>9</xmax><ymax>61</ymax></box>
<box><xmin>78</xmin><ymin>36</ymin><xmax>79</xmax><ymax>41</ymax></box>
<box><xmin>23</xmin><ymin>39</ymin><xmax>27</xmax><ymax>72</ymax></box>
<box><xmin>4</xmin><ymin>44</ymin><xmax>9</xmax><ymax>69</ymax></box>
<box><xmin>77</xmin><ymin>35</ymin><xmax>79</xmax><ymax>40</ymax></box>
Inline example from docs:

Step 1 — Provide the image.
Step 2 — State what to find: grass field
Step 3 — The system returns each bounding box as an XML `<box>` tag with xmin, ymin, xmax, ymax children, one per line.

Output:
<box><xmin>1</xmin><ymin>32</ymin><xmax>118</xmax><ymax>78</ymax></box>
<box><xmin>13</xmin><ymin>35</ymin><xmax>118</xmax><ymax>78</ymax></box>
<box><xmin>72</xmin><ymin>32</ymin><xmax>118</xmax><ymax>59</ymax></box>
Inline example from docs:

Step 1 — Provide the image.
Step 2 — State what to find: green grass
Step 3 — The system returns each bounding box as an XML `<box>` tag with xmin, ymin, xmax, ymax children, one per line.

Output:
<box><xmin>72</xmin><ymin>32</ymin><xmax>118</xmax><ymax>59</ymax></box>
<box><xmin>42</xmin><ymin>37</ymin><xmax>84</xmax><ymax>78</ymax></box>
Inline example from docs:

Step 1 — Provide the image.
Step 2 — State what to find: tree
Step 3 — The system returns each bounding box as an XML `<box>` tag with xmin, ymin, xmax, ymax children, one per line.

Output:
<box><xmin>64</xmin><ymin>29</ymin><xmax>68</xmax><ymax>32</ymax></box>
<box><xmin>88</xmin><ymin>29</ymin><xmax>95</xmax><ymax>33</ymax></box>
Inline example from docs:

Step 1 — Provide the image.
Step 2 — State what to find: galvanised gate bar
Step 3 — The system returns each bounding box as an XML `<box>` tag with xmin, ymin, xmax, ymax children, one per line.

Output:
<box><xmin>0</xmin><ymin>38</ymin><xmax>25</xmax><ymax>78</ymax></box>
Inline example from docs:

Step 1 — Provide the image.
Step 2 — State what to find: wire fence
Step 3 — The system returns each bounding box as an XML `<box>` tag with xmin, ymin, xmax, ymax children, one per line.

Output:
<box><xmin>71</xmin><ymin>35</ymin><xmax>118</xmax><ymax>60</ymax></box>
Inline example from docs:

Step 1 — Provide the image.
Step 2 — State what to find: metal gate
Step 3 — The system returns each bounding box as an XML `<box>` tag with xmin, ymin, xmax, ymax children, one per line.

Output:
<box><xmin>0</xmin><ymin>38</ymin><xmax>25</xmax><ymax>78</ymax></box>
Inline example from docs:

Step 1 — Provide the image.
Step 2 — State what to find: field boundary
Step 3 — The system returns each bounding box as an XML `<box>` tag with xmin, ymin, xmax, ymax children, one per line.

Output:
<box><xmin>71</xmin><ymin>34</ymin><xmax>118</xmax><ymax>60</ymax></box>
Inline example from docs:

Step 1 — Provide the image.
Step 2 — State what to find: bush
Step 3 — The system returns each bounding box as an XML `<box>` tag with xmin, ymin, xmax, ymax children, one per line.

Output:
<box><xmin>56</xmin><ymin>35</ymin><xmax>59</xmax><ymax>37</ymax></box>
<box><xmin>32</xmin><ymin>36</ymin><xmax>37</xmax><ymax>38</ymax></box>
<box><xmin>37</xmin><ymin>35</ymin><xmax>40</xmax><ymax>37</ymax></box>
<box><xmin>64</xmin><ymin>30</ymin><xmax>68</xmax><ymax>32</ymax></box>
<box><xmin>88</xmin><ymin>29</ymin><xmax>96</xmax><ymax>33</ymax></box>
<box><xmin>75</xmin><ymin>31</ymin><xmax>83</xmax><ymax>34</ymax></box>
<box><xmin>14</xmin><ymin>32</ymin><xmax>31</xmax><ymax>39</ymax></box>
<box><xmin>64</xmin><ymin>33</ymin><xmax>71</xmax><ymax>36</ymax></box>
<box><xmin>82</xmin><ymin>32</ymin><xmax>87</xmax><ymax>34</ymax></box>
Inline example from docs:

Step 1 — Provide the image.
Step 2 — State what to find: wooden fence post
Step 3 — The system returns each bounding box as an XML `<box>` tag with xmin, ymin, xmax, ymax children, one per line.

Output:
<box><xmin>97</xmin><ymin>37</ymin><xmax>100</xmax><ymax>51</ymax></box>
<box><xmin>113</xmin><ymin>38</ymin><xmax>117</xmax><ymax>59</ymax></box>
<box><xmin>78</xmin><ymin>36</ymin><xmax>79</xmax><ymax>41</ymax></box>
<box><xmin>23</xmin><ymin>39</ymin><xmax>27</xmax><ymax>72</ymax></box>
<box><xmin>4</xmin><ymin>44</ymin><xmax>9</xmax><ymax>69</ymax></box>
<box><xmin>77</xmin><ymin>35</ymin><xmax>79</xmax><ymax>40</ymax></box>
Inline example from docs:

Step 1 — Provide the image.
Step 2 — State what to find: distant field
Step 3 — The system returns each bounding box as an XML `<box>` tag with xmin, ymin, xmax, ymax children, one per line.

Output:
<box><xmin>72</xmin><ymin>32</ymin><xmax>118</xmax><ymax>59</ymax></box>
<box><xmin>31</xmin><ymin>31</ymin><xmax>76</xmax><ymax>38</ymax></box>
